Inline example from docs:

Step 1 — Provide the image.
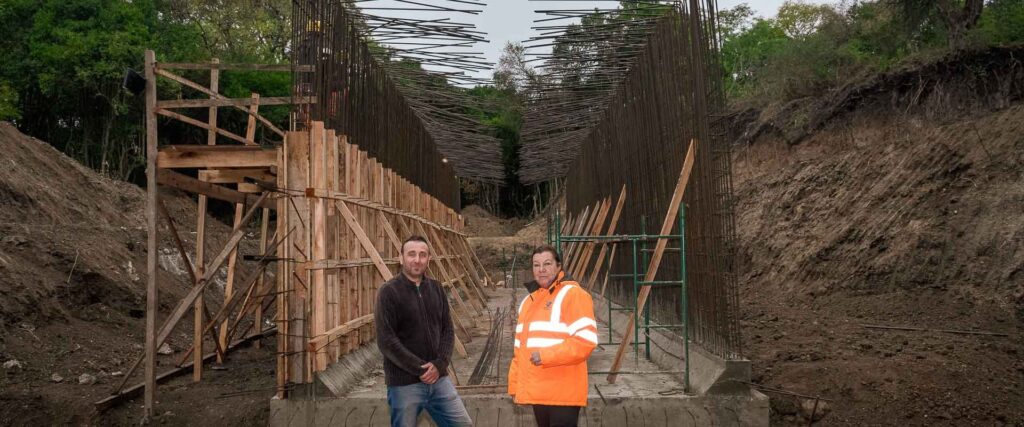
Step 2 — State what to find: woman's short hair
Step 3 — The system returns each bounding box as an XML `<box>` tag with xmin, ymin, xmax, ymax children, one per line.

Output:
<box><xmin>531</xmin><ymin>244</ymin><xmax>562</xmax><ymax>264</ymax></box>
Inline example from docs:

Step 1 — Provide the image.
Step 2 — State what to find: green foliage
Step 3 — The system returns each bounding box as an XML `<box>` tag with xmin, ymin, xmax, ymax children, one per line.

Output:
<box><xmin>776</xmin><ymin>0</ymin><xmax>837</xmax><ymax>39</ymax></box>
<box><xmin>719</xmin><ymin>0</ymin><xmax>1024</xmax><ymax>107</ymax></box>
<box><xmin>0</xmin><ymin>80</ymin><xmax>19</xmax><ymax>121</ymax></box>
<box><xmin>975</xmin><ymin>0</ymin><xmax>1024</xmax><ymax>45</ymax></box>
<box><xmin>0</xmin><ymin>0</ymin><xmax>291</xmax><ymax>180</ymax></box>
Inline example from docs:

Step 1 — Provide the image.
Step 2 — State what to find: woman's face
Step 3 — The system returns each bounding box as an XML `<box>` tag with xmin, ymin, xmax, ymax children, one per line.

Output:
<box><xmin>532</xmin><ymin>251</ymin><xmax>560</xmax><ymax>289</ymax></box>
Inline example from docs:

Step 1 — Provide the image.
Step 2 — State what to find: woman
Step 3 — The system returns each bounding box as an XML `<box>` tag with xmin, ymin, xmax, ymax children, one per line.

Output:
<box><xmin>508</xmin><ymin>245</ymin><xmax>599</xmax><ymax>427</ymax></box>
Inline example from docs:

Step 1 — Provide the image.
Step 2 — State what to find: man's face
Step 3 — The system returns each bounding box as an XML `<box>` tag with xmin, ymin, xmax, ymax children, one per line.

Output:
<box><xmin>401</xmin><ymin>241</ymin><xmax>430</xmax><ymax>279</ymax></box>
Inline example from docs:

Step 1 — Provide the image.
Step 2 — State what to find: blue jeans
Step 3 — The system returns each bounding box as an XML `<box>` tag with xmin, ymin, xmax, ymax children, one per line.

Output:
<box><xmin>386</xmin><ymin>376</ymin><xmax>473</xmax><ymax>427</ymax></box>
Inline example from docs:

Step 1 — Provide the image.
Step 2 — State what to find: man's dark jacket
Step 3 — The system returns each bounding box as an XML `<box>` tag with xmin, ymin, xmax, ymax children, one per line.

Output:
<box><xmin>375</xmin><ymin>273</ymin><xmax>454</xmax><ymax>386</ymax></box>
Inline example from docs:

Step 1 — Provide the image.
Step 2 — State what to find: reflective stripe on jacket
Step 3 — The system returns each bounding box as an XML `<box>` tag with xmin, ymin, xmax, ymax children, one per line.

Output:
<box><xmin>508</xmin><ymin>271</ymin><xmax>598</xmax><ymax>406</ymax></box>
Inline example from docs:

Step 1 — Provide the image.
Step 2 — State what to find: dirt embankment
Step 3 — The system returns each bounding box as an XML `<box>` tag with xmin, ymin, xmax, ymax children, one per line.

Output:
<box><xmin>0</xmin><ymin>123</ymin><xmax>272</xmax><ymax>425</ymax></box>
<box><xmin>732</xmin><ymin>46</ymin><xmax>1024</xmax><ymax>425</ymax></box>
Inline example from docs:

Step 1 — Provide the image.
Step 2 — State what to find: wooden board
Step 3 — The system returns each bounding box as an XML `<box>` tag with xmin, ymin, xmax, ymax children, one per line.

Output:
<box><xmin>157</xmin><ymin>145</ymin><xmax>278</xmax><ymax>169</ymax></box>
<box><xmin>606</xmin><ymin>139</ymin><xmax>696</xmax><ymax>384</ymax></box>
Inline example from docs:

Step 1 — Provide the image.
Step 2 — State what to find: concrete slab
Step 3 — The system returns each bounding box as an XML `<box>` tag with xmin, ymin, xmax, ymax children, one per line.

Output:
<box><xmin>270</xmin><ymin>287</ymin><xmax>769</xmax><ymax>426</ymax></box>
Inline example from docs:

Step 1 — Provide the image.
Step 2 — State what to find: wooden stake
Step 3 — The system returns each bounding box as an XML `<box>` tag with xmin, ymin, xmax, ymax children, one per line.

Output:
<box><xmin>143</xmin><ymin>49</ymin><xmax>158</xmax><ymax>418</ymax></box>
<box><xmin>569</xmin><ymin>198</ymin><xmax>611</xmax><ymax>279</ymax></box>
<box><xmin>245</xmin><ymin>93</ymin><xmax>260</xmax><ymax>144</ymax></box>
<box><xmin>607</xmin><ymin>140</ymin><xmax>696</xmax><ymax>384</ymax></box>
<box><xmin>585</xmin><ymin>186</ymin><xmax>628</xmax><ymax>290</ymax></box>
<box><xmin>217</xmin><ymin>202</ymin><xmax>244</xmax><ymax>363</ymax></box>
<box><xmin>254</xmin><ymin>207</ymin><xmax>270</xmax><ymax>348</ymax></box>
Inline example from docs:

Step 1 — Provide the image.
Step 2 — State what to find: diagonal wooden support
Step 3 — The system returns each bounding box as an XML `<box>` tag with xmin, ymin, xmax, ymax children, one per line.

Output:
<box><xmin>606</xmin><ymin>140</ymin><xmax>696</xmax><ymax>384</ymax></box>
<box><xmin>200</xmin><ymin>226</ymin><xmax>289</xmax><ymax>342</ymax></box>
<box><xmin>428</xmin><ymin>227</ymin><xmax>486</xmax><ymax>308</ymax></box>
<box><xmin>452</xmin><ymin>233</ymin><xmax>491</xmax><ymax>284</ymax></box>
<box><xmin>117</xmin><ymin>192</ymin><xmax>268</xmax><ymax>393</ymax></box>
<box><xmin>334</xmin><ymin>200</ymin><xmax>392</xmax><ymax>280</ymax></box>
<box><xmin>153</xmin><ymin>68</ymin><xmax>285</xmax><ymax>137</ymax></box>
<box><xmin>599</xmin><ymin>244</ymin><xmax>619</xmax><ymax>298</ymax></box>
<box><xmin>438</xmin><ymin>230</ymin><xmax>487</xmax><ymax>301</ymax></box>
<box><xmin>568</xmin><ymin>197</ymin><xmax>611</xmax><ymax>279</ymax></box>
<box><xmin>585</xmin><ymin>186</ymin><xmax>628</xmax><ymax>290</ymax></box>
<box><xmin>564</xmin><ymin>204</ymin><xmax>594</xmax><ymax>262</ymax></box>
<box><xmin>377</xmin><ymin>211</ymin><xmax>403</xmax><ymax>252</ymax></box>
<box><xmin>156</xmin><ymin>200</ymin><xmax>226</xmax><ymax>361</ymax></box>
<box><xmin>417</xmin><ymin>222</ymin><xmax>482</xmax><ymax>315</ymax></box>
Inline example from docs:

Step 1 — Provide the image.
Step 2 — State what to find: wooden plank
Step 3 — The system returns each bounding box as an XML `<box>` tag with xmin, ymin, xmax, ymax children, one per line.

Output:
<box><xmin>157</xmin><ymin>169</ymin><xmax>274</xmax><ymax>209</ymax></box>
<box><xmin>599</xmin><ymin>244</ymin><xmax>619</xmax><ymax>298</ymax></box>
<box><xmin>157</xmin><ymin>62</ymin><xmax>313</xmax><ymax>72</ymax></box>
<box><xmin>275</xmin><ymin>140</ymin><xmax>289</xmax><ymax>397</ymax></box>
<box><xmin>156</xmin><ymin>200</ymin><xmax>226</xmax><ymax>364</ymax></box>
<box><xmin>116</xmin><ymin>192</ymin><xmax>270</xmax><ymax>395</ymax></box>
<box><xmin>326</xmin><ymin>131</ymin><xmax>340</xmax><ymax>362</ymax></box>
<box><xmin>308</xmin><ymin>313</ymin><xmax>373</xmax><ymax>351</ymax></box>
<box><xmin>607</xmin><ymin>139</ymin><xmax>696</xmax><ymax>384</ymax></box>
<box><xmin>95</xmin><ymin>327</ymin><xmax>276</xmax><ymax>411</ymax></box>
<box><xmin>377</xmin><ymin>211</ymin><xmax>403</xmax><ymax>252</ymax></box>
<box><xmin>564</xmin><ymin>204</ymin><xmax>594</xmax><ymax>263</ymax></box>
<box><xmin>207</xmin><ymin>58</ymin><xmax>220</xmax><ymax>146</ymax></box>
<box><xmin>217</xmin><ymin>203</ymin><xmax>244</xmax><ymax>363</ymax></box>
<box><xmin>152</xmin><ymin>68</ymin><xmax>287</xmax><ymax>137</ymax></box>
<box><xmin>197</xmin><ymin>168</ymin><xmax>275</xmax><ymax>184</ymax></box>
<box><xmin>302</xmin><ymin>258</ymin><xmax>400</xmax><ymax>271</ymax></box>
<box><xmin>310</xmin><ymin>122</ymin><xmax>328</xmax><ymax>371</ymax></box>
<box><xmin>143</xmin><ymin>48</ymin><xmax>158</xmax><ymax>418</ymax></box>
<box><xmin>201</xmin><ymin>244</ymin><xmax>286</xmax><ymax>338</ymax></box>
<box><xmin>586</xmin><ymin>185</ymin><xmax>627</xmax><ymax>290</ymax></box>
<box><xmin>157</xmin><ymin>145</ymin><xmax>278</xmax><ymax>169</ymax></box>
<box><xmin>568</xmin><ymin>198</ymin><xmax>610</xmax><ymax>278</ymax></box>
<box><xmin>193</xmin><ymin>179</ymin><xmax>208</xmax><ymax>382</ymax></box>
<box><xmin>245</xmin><ymin>93</ymin><xmax>259</xmax><ymax>144</ymax></box>
<box><xmin>236</xmin><ymin>182</ymin><xmax>262</xmax><ymax>193</ymax></box>
<box><xmin>254</xmin><ymin>207</ymin><xmax>270</xmax><ymax>348</ymax></box>
<box><xmin>157</xmin><ymin>96</ymin><xmax>314</xmax><ymax>109</ymax></box>
<box><xmin>334</xmin><ymin>200</ymin><xmax>393</xmax><ymax>281</ymax></box>
<box><xmin>306</xmin><ymin>188</ymin><xmax>465</xmax><ymax>236</ymax></box>
<box><xmin>156</xmin><ymin>108</ymin><xmax>249</xmax><ymax>145</ymax></box>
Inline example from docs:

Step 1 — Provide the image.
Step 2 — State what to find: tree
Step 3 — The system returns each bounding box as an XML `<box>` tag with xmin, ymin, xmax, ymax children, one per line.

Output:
<box><xmin>0</xmin><ymin>0</ymin><xmax>206</xmax><ymax>179</ymax></box>
<box><xmin>0</xmin><ymin>81</ymin><xmax>19</xmax><ymax>121</ymax></box>
<box><xmin>718</xmin><ymin>3</ymin><xmax>756</xmax><ymax>42</ymax></box>
<box><xmin>776</xmin><ymin>0</ymin><xmax>841</xmax><ymax>39</ymax></box>
<box><xmin>164</xmin><ymin>0</ymin><xmax>292</xmax><ymax>63</ymax></box>
<box><xmin>0</xmin><ymin>0</ymin><xmax>294</xmax><ymax>180</ymax></box>
<box><xmin>889</xmin><ymin>0</ymin><xmax>985</xmax><ymax>48</ymax></box>
<box><xmin>493</xmin><ymin>42</ymin><xmax>540</xmax><ymax>96</ymax></box>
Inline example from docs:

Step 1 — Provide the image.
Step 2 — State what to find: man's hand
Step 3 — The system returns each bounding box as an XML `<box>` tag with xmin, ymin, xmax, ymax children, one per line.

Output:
<box><xmin>530</xmin><ymin>351</ymin><xmax>542</xmax><ymax>366</ymax></box>
<box><xmin>420</xmin><ymin>362</ymin><xmax>440</xmax><ymax>384</ymax></box>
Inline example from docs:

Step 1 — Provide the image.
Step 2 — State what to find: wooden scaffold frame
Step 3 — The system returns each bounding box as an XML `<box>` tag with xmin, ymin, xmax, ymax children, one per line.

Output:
<box><xmin>100</xmin><ymin>50</ymin><xmax>492</xmax><ymax>418</ymax></box>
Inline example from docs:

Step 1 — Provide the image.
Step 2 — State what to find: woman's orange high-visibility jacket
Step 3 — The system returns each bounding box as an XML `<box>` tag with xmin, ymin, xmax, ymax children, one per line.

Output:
<box><xmin>507</xmin><ymin>271</ymin><xmax>598</xmax><ymax>407</ymax></box>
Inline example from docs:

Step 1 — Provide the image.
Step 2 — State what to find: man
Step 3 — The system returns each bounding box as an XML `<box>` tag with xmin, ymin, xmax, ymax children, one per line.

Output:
<box><xmin>375</xmin><ymin>235</ymin><xmax>473</xmax><ymax>427</ymax></box>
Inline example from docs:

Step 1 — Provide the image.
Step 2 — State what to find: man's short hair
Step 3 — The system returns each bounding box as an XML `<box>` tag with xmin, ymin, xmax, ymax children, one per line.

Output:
<box><xmin>401</xmin><ymin>235</ymin><xmax>430</xmax><ymax>253</ymax></box>
<box><xmin>531</xmin><ymin>244</ymin><xmax>562</xmax><ymax>264</ymax></box>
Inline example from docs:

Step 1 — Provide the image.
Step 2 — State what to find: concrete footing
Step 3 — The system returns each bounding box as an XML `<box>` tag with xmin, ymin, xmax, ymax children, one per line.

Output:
<box><xmin>269</xmin><ymin>394</ymin><xmax>768</xmax><ymax>426</ymax></box>
<box><xmin>268</xmin><ymin>290</ymin><xmax>769</xmax><ymax>426</ymax></box>
<box><xmin>591</xmin><ymin>295</ymin><xmax>754</xmax><ymax>396</ymax></box>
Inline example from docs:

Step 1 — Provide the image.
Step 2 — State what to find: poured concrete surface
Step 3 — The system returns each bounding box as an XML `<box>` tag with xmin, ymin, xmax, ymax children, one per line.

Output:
<box><xmin>272</xmin><ymin>287</ymin><xmax>768</xmax><ymax>426</ymax></box>
<box><xmin>269</xmin><ymin>394</ymin><xmax>768</xmax><ymax>426</ymax></box>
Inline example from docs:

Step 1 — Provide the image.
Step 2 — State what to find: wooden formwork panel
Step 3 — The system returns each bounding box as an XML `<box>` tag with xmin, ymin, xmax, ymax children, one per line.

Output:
<box><xmin>276</xmin><ymin>122</ymin><xmax>492</xmax><ymax>396</ymax></box>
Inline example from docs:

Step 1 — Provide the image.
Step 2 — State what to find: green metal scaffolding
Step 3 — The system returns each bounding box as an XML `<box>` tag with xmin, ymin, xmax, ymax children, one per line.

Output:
<box><xmin>548</xmin><ymin>202</ymin><xmax>690</xmax><ymax>391</ymax></box>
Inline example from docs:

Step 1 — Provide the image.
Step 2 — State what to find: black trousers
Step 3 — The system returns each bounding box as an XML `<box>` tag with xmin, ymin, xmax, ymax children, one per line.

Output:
<box><xmin>532</xmin><ymin>405</ymin><xmax>581</xmax><ymax>427</ymax></box>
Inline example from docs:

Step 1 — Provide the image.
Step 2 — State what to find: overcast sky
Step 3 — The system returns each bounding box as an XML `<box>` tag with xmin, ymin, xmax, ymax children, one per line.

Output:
<box><xmin>368</xmin><ymin>1</ymin><xmax>824</xmax><ymax>82</ymax></box>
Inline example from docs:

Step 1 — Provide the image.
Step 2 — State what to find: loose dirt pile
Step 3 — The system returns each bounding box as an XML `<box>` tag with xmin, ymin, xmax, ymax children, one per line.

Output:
<box><xmin>461</xmin><ymin>204</ymin><xmax>528</xmax><ymax>237</ymax></box>
<box><xmin>0</xmin><ymin>123</ymin><xmax>273</xmax><ymax>425</ymax></box>
<box><xmin>732</xmin><ymin>47</ymin><xmax>1024</xmax><ymax>425</ymax></box>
